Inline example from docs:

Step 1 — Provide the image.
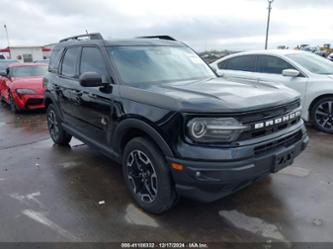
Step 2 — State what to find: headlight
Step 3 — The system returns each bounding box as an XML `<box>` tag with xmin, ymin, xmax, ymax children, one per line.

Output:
<box><xmin>187</xmin><ymin>118</ymin><xmax>248</xmax><ymax>143</ymax></box>
<box><xmin>16</xmin><ymin>88</ymin><xmax>36</xmax><ymax>94</ymax></box>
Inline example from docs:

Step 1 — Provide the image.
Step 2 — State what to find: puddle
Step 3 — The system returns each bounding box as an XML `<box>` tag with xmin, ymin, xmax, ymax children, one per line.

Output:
<box><xmin>219</xmin><ymin>210</ymin><xmax>287</xmax><ymax>242</ymax></box>
<box><xmin>278</xmin><ymin>166</ymin><xmax>310</xmax><ymax>177</ymax></box>
<box><xmin>124</xmin><ymin>204</ymin><xmax>158</xmax><ymax>228</ymax></box>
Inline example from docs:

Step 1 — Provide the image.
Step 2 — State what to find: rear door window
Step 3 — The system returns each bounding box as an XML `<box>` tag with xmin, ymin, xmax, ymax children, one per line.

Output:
<box><xmin>222</xmin><ymin>55</ymin><xmax>256</xmax><ymax>72</ymax></box>
<box><xmin>49</xmin><ymin>47</ymin><xmax>63</xmax><ymax>72</ymax></box>
<box><xmin>61</xmin><ymin>47</ymin><xmax>80</xmax><ymax>78</ymax></box>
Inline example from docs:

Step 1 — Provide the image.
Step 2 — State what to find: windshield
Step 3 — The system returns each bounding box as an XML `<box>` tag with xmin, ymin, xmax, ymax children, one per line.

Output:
<box><xmin>286</xmin><ymin>53</ymin><xmax>333</xmax><ymax>75</ymax></box>
<box><xmin>107</xmin><ymin>46</ymin><xmax>215</xmax><ymax>85</ymax></box>
<box><xmin>10</xmin><ymin>65</ymin><xmax>47</xmax><ymax>77</ymax></box>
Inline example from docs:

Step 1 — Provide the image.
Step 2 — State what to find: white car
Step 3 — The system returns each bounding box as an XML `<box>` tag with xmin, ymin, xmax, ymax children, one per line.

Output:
<box><xmin>210</xmin><ymin>50</ymin><xmax>333</xmax><ymax>133</ymax></box>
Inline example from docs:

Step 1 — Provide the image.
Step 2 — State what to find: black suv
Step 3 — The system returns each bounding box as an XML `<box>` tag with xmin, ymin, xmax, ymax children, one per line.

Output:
<box><xmin>45</xmin><ymin>33</ymin><xmax>308</xmax><ymax>213</ymax></box>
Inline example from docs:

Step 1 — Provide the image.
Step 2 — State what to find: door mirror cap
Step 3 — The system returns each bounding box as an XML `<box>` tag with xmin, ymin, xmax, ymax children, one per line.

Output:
<box><xmin>282</xmin><ymin>69</ymin><xmax>300</xmax><ymax>77</ymax></box>
<box><xmin>79</xmin><ymin>72</ymin><xmax>104</xmax><ymax>87</ymax></box>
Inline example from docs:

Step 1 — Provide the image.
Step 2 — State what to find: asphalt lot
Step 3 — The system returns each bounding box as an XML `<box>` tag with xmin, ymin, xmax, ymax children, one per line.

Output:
<box><xmin>0</xmin><ymin>102</ymin><xmax>333</xmax><ymax>244</ymax></box>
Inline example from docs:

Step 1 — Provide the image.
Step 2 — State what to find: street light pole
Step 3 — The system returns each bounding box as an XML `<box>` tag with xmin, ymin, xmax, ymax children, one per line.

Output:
<box><xmin>3</xmin><ymin>24</ymin><xmax>11</xmax><ymax>58</ymax></box>
<box><xmin>265</xmin><ymin>0</ymin><xmax>274</xmax><ymax>50</ymax></box>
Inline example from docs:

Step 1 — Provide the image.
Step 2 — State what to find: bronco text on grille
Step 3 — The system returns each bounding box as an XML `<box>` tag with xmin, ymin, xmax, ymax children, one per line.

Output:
<box><xmin>237</xmin><ymin>100</ymin><xmax>302</xmax><ymax>140</ymax></box>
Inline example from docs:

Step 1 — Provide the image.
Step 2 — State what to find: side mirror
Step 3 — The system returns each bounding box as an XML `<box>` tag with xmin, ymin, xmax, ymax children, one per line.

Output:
<box><xmin>79</xmin><ymin>72</ymin><xmax>104</xmax><ymax>87</ymax></box>
<box><xmin>282</xmin><ymin>69</ymin><xmax>300</xmax><ymax>77</ymax></box>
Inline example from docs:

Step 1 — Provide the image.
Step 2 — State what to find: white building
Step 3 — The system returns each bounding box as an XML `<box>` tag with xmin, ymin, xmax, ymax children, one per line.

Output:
<box><xmin>0</xmin><ymin>45</ymin><xmax>52</xmax><ymax>62</ymax></box>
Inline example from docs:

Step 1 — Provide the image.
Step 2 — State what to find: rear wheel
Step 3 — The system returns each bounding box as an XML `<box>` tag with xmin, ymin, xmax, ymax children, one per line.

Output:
<box><xmin>47</xmin><ymin>104</ymin><xmax>72</xmax><ymax>145</ymax></box>
<box><xmin>310</xmin><ymin>97</ymin><xmax>333</xmax><ymax>133</ymax></box>
<box><xmin>122</xmin><ymin>137</ymin><xmax>178</xmax><ymax>214</ymax></box>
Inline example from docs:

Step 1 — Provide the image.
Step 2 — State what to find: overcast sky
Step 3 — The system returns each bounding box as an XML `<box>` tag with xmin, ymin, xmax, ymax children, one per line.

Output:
<box><xmin>0</xmin><ymin>0</ymin><xmax>332</xmax><ymax>51</ymax></box>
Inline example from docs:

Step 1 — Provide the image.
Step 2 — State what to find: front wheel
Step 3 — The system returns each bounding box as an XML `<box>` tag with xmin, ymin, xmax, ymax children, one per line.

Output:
<box><xmin>47</xmin><ymin>104</ymin><xmax>72</xmax><ymax>145</ymax></box>
<box><xmin>9</xmin><ymin>92</ymin><xmax>19</xmax><ymax>113</ymax></box>
<box><xmin>122</xmin><ymin>137</ymin><xmax>178</xmax><ymax>214</ymax></box>
<box><xmin>310</xmin><ymin>97</ymin><xmax>333</xmax><ymax>133</ymax></box>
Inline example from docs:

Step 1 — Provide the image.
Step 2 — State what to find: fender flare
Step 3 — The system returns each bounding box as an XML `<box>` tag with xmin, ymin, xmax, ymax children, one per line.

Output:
<box><xmin>112</xmin><ymin>118</ymin><xmax>174</xmax><ymax>158</ymax></box>
<box><xmin>44</xmin><ymin>91</ymin><xmax>64</xmax><ymax>120</ymax></box>
<box><xmin>44</xmin><ymin>91</ymin><xmax>56</xmax><ymax>106</ymax></box>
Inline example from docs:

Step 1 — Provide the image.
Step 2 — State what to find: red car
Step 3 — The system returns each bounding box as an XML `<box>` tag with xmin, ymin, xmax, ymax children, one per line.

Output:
<box><xmin>0</xmin><ymin>63</ymin><xmax>47</xmax><ymax>112</ymax></box>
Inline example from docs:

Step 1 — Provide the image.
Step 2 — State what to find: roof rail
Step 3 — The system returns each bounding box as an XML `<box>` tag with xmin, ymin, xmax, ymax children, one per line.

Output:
<box><xmin>59</xmin><ymin>33</ymin><xmax>103</xmax><ymax>43</ymax></box>
<box><xmin>137</xmin><ymin>35</ymin><xmax>176</xmax><ymax>41</ymax></box>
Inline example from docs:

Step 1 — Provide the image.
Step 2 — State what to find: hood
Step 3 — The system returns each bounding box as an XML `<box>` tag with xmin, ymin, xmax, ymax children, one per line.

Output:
<box><xmin>120</xmin><ymin>77</ymin><xmax>300</xmax><ymax>113</ymax></box>
<box><xmin>11</xmin><ymin>76</ymin><xmax>44</xmax><ymax>90</ymax></box>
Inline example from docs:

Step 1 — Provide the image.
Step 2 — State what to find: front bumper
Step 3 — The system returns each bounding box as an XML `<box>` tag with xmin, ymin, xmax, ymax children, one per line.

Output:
<box><xmin>167</xmin><ymin>122</ymin><xmax>308</xmax><ymax>202</ymax></box>
<box><xmin>13</xmin><ymin>93</ymin><xmax>45</xmax><ymax>110</ymax></box>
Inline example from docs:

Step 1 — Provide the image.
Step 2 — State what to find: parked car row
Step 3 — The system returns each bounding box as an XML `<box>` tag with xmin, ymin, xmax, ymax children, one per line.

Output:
<box><xmin>1</xmin><ymin>33</ymin><xmax>331</xmax><ymax>213</ymax></box>
<box><xmin>210</xmin><ymin>50</ymin><xmax>333</xmax><ymax>133</ymax></box>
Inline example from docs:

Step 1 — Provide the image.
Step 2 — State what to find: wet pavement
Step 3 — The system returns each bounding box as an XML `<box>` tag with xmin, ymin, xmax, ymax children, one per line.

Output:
<box><xmin>0</xmin><ymin>102</ymin><xmax>333</xmax><ymax>243</ymax></box>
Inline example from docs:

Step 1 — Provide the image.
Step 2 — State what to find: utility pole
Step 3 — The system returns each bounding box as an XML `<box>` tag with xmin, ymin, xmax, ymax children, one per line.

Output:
<box><xmin>3</xmin><ymin>24</ymin><xmax>11</xmax><ymax>58</ymax></box>
<box><xmin>265</xmin><ymin>0</ymin><xmax>274</xmax><ymax>50</ymax></box>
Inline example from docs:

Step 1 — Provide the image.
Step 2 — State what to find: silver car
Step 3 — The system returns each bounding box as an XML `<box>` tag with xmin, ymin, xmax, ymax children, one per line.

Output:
<box><xmin>211</xmin><ymin>50</ymin><xmax>333</xmax><ymax>133</ymax></box>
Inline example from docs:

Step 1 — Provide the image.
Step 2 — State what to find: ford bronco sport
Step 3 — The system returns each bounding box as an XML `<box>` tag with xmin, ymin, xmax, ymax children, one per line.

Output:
<box><xmin>45</xmin><ymin>33</ymin><xmax>308</xmax><ymax>213</ymax></box>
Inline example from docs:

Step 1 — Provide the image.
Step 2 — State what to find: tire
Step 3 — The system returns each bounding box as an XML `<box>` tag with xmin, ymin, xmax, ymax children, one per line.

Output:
<box><xmin>47</xmin><ymin>104</ymin><xmax>72</xmax><ymax>145</ymax></box>
<box><xmin>310</xmin><ymin>97</ymin><xmax>333</xmax><ymax>133</ymax></box>
<box><xmin>122</xmin><ymin>137</ymin><xmax>178</xmax><ymax>214</ymax></box>
<box><xmin>9</xmin><ymin>92</ymin><xmax>19</xmax><ymax>113</ymax></box>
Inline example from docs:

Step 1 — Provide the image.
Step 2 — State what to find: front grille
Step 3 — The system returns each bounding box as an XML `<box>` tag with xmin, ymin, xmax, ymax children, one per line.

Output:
<box><xmin>237</xmin><ymin>100</ymin><xmax>301</xmax><ymax>140</ymax></box>
<box><xmin>254</xmin><ymin>131</ymin><xmax>303</xmax><ymax>156</ymax></box>
<box><xmin>26</xmin><ymin>98</ymin><xmax>44</xmax><ymax>105</ymax></box>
